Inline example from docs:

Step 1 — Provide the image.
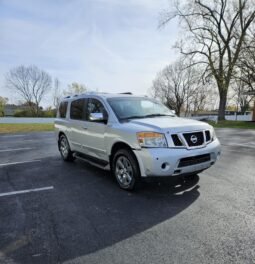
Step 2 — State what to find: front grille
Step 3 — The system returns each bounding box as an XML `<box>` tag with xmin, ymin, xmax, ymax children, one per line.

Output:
<box><xmin>205</xmin><ymin>130</ymin><xmax>211</xmax><ymax>141</ymax></box>
<box><xmin>183</xmin><ymin>132</ymin><xmax>204</xmax><ymax>147</ymax></box>
<box><xmin>178</xmin><ymin>154</ymin><xmax>211</xmax><ymax>168</ymax></box>
<box><xmin>172</xmin><ymin>134</ymin><xmax>183</xmax><ymax>146</ymax></box>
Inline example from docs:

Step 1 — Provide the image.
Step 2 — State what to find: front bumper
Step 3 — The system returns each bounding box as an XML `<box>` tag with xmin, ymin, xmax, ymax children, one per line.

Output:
<box><xmin>133</xmin><ymin>139</ymin><xmax>221</xmax><ymax>177</ymax></box>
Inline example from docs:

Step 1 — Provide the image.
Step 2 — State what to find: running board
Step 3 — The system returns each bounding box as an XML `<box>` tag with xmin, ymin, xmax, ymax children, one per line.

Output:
<box><xmin>74</xmin><ymin>152</ymin><xmax>110</xmax><ymax>170</ymax></box>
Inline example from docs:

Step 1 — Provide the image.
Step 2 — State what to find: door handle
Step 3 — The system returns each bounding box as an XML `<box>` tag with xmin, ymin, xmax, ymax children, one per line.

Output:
<box><xmin>83</xmin><ymin>127</ymin><xmax>88</xmax><ymax>130</ymax></box>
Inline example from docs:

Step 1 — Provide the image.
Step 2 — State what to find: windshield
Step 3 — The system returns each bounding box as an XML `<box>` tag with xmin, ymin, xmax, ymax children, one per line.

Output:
<box><xmin>107</xmin><ymin>97</ymin><xmax>175</xmax><ymax>120</ymax></box>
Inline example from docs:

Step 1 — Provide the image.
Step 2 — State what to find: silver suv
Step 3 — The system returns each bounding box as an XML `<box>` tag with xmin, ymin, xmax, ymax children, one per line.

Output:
<box><xmin>55</xmin><ymin>93</ymin><xmax>221</xmax><ymax>190</ymax></box>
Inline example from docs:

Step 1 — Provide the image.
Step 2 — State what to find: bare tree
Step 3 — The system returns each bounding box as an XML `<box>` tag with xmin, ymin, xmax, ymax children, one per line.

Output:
<box><xmin>236</xmin><ymin>25</ymin><xmax>255</xmax><ymax>91</ymax></box>
<box><xmin>5</xmin><ymin>65</ymin><xmax>52</xmax><ymax>116</ymax></box>
<box><xmin>232</xmin><ymin>78</ymin><xmax>255</xmax><ymax>113</ymax></box>
<box><xmin>53</xmin><ymin>78</ymin><xmax>62</xmax><ymax>109</ymax></box>
<box><xmin>189</xmin><ymin>84</ymin><xmax>216</xmax><ymax>114</ymax></box>
<box><xmin>161</xmin><ymin>0</ymin><xmax>255</xmax><ymax>120</ymax></box>
<box><xmin>63</xmin><ymin>82</ymin><xmax>87</xmax><ymax>96</ymax></box>
<box><xmin>232</xmin><ymin>25</ymin><xmax>255</xmax><ymax>113</ymax></box>
<box><xmin>0</xmin><ymin>96</ymin><xmax>8</xmax><ymax>117</ymax></box>
<box><xmin>151</xmin><ymin>58</ymin><xmax>199</xmax><ymax>116</ymax></box>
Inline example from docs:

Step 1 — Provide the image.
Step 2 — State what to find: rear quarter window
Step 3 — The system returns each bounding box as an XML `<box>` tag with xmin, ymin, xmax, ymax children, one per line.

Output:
<box><xmin>70</xmin><ymin>99</ymin><xmax>86</xmax><ymax>120</ymax></box>
<box><xmin>58</xmin><ymin>101</ymin><xmax>68</xmax><ymax>118</ymax></box>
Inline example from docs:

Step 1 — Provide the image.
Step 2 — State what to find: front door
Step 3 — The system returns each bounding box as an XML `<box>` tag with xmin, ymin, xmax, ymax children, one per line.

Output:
<box><xmin>80</xmin><ymin>98</ymin><xmax>108</xmax><ymax>161</ymax></box>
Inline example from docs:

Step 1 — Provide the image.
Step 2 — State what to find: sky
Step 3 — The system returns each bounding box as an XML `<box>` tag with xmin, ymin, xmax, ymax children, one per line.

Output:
<box><xmin>0</xmin><ymin>0</ymin><xmax>178</xmax><ymax>107</ymax></box>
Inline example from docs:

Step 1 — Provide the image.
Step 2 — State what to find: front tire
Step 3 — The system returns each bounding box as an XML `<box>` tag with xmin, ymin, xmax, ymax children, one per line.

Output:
<box><xmin>112</xmin><ymin>149</ymin><xmax>141</xmax><ymax>191</ymax></box>
<box><xmin>59</xmin><ymin>134</ymin><xmax>75</xmax><ymax>162</ymax></box>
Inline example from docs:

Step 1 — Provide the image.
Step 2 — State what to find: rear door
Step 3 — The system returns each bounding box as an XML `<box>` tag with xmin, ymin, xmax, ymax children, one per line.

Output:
<box><xmin>68</xmin><ymin>98</ymin><xmax>87</xmax><ymax>152</ymax></box>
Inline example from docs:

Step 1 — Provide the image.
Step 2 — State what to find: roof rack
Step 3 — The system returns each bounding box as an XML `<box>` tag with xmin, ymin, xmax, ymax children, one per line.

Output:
<box><xmin>64</xmin><ymin>92</ymin><xmax>133</xmax><ymax>100</ymax></box>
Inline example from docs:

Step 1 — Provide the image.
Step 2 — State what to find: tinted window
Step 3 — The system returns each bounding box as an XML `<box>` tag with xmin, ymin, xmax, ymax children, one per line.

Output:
<box><xmin>58</xmin><ymin>101</ymin><xmax>68</xmax><ymax>118</ymax></box>
<box><xmin>107</xmin><ymin>97</ymin><xmax>175</xmax><ymax>120</ymax></box>
<box><xmin>86</xmin><ymin>98</ymin><xmax>108</xmax><ymax>122</ymax></box>
<box><xmin>70</xmin><ymin>99</ymin><xmax>86</xmax><ymax>120</ymax></box>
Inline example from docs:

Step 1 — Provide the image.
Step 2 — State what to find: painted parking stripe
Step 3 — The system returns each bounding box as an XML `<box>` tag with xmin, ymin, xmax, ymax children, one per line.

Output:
<box><xmin>0</xmin><ymin>134</ymin><xmax>25</xmax><ymax>138</ymax></box>
<box><xmin>0</xmin><ymin>160</ymin><xmax>41</xmax><ymax>167</ymax></box>
<box><xmin>0</xmin><ymin>186</ymin><xmax>54</xmax><ymax>197</ymax></box>
<box><xmin>0</xmin><ymin>147</ymin><xmax>33</xmax><ymax>153</ymax></box>
<box><xmin>222</xmin><ymin>143</ymin><xmax>255</xmax><ymax>149</ymax></box>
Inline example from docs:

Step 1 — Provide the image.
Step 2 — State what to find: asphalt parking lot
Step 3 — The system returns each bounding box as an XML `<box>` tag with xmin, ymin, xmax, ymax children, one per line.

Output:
<box><xmin>0</xmin><ymin>129</ymin><xmax>255</xmax><ymax>264</ymax></box>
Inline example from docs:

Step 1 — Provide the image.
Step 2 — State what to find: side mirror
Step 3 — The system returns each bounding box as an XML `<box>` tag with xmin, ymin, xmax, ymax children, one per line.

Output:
<box><xmin>171</xmin><ymin>110</ymin><xmax>176</xmax><ymax>115</ymax></box>
<box><xmin>89</xmin><ymin>112</ymin><xmax>107</xmax><ymax>123</ymax></box>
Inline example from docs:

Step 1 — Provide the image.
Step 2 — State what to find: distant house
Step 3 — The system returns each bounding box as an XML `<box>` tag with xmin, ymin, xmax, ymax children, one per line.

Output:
<box><xmin>4</xmin><ymin>104</ymin><xmax>29</xmax><ymax>116</ymax></box>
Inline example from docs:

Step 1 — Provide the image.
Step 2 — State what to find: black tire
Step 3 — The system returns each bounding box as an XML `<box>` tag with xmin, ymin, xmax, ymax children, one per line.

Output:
<box><xmin>112</xmin><ymin>149</ymin><xmax>141</xmax><ymax>191</ymax></box>
<box><xmin>59</xmin><ymin>134</ymin><xmax>75</xmax><ymax>162</ymax></box>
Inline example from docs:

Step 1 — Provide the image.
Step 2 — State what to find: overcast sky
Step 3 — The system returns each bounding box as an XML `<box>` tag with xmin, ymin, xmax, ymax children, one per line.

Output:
<box><xmin>0</xmin><ymin>0</ymin><xmax>178</xmax><ymax>107</ymax></box>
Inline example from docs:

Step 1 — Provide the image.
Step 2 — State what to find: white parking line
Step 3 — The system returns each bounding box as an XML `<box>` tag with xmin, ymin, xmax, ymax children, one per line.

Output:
<box><xmin>0</xmin><ymin>147</ymin><xmax>33</xmax><ymax>153</ymax></box>
<box><xmin>222</xmin><ymin>143</ymin><xmax>255</xmax><ymax>149</ymax></box>
<box><xmin>222</xmin><ymin>149</ymin><xmax>253</xmax><ymax>154</ymax></box>
<box><xmin>0</xmin><ymin>160</ymin><xmax>41</xmax><ymax>167</ymax></box>
<box><xmin>0</xmin><ymin>186</ymin><xmax>54</xmax><ymax>197</ymax></box>
<box><xmin>0</xmin><ymin>134</ymin><xmax>25</xmax><ymax>138</ymax></box>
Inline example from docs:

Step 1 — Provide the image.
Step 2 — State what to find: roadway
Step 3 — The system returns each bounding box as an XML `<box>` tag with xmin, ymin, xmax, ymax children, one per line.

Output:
<box><xmin>0</xmin><ymin>129</ymin><xmax>254</xmax><ymax>264</ymax></box>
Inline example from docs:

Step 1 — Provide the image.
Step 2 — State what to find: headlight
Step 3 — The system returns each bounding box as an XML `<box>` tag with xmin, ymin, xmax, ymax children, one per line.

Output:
<box><xmin>137</xmin><ymin>132</ymin><xmax>168</xmax><ymax>148</ymax></box>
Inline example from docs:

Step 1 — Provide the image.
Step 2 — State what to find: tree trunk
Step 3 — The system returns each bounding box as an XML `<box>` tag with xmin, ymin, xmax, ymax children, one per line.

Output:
<box><xmin>176</xmin><ymin>108</ymin><xmax>180</xmax><ymax>116</ymax></box>
<box><xmin>218</xmin><ymin>91</ymin><xmax>227</xmax><ymax>121</ymax></box>
<box><xmin>252</xmin><ymin>100</ymin><xmax>255</xmax><ymax>122</ymax></box>
<box><xmin>36</xmin><ymin>105</ymin><xmax>39</xmax><ymax>117</ymax></box>
<box><xmin>240</xmin><ymin>106</ymin><xmax>246</xmax><ymax>115</ymax></box>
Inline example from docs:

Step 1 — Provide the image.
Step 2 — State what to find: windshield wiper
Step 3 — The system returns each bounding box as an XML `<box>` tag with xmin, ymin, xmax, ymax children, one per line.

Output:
<box><xmin>120</xmin><ymin>113</ymin><xmax>174</xmax><ymax>120</ymax></box>
<box><xmin>120</xmin><ymin>115</ymin><xmax>147</xmax><ymax>120</ymax></box>
<box><xmin>143</xmin><ymin>114</ymin><xmax>174</xmax><ymax>118</ymax></box>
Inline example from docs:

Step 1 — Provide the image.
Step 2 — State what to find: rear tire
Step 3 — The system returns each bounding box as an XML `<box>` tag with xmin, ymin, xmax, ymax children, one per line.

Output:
<box><xmin>112</xmin><ymin>149</ymin><xmax>141</xmax><ymax>191</ymax></box>
<box><xmin>59</xmin><ymin>134</ymin><xmax>75</xmax><ymax>162</ymax></box>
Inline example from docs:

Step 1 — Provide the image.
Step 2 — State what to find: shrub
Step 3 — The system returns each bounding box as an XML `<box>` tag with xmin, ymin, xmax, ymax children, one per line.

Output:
<box><xmin>14</xmin><ymin>110</ymin><xmax>35</xmax><ymax>117</ymax></box>
<box><xmin>14</xmin><ymin>109</ymin><xmax>56</xmax><ymax>117</ymax></box>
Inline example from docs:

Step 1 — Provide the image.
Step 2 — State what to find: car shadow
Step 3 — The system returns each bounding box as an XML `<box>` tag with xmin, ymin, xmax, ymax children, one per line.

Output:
<box><xmin>1</xmin><ymin>157</ymin><xmax>201</xmax><ymax>264</ymax></box>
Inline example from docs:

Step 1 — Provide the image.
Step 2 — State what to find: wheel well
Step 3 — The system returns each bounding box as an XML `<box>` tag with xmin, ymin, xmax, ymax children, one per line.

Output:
<box><xmin>58</xmin><ymin>132</ymin><xmax>65</xmax><ymax>149</ymax></box>
<box><xmin>58</xmin><ymin>131</ymin><xmax>65</xmax><ymax>139</ymax></box>
<box><xmin>111</xmin><ymin>142</ymin><xmax>132</xmax><ymax>157</ymax></box>
<box><xmin>110</xmin><ymin>142</ymin><xmax>140</xmax><ymax>172</ymax></box>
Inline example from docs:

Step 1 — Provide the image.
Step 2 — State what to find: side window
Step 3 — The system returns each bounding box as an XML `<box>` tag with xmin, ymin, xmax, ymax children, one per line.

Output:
<box><xmin>58</xmin><ymin>101</ymin><xmax>68</xmax><ymax>118</ymax></box>
<box><xmin>86</xmin><ymin>98</ymin><xmax>108</xmax><ymax>122</ymax></box>
<box><xmin>70</xmin><ymin>99</ymin><xmax>86</xmax><ymax>120</ymax></box>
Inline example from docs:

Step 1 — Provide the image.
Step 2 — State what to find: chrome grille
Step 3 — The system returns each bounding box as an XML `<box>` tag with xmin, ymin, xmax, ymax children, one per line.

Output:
<box><xmin>171</xmin><ymin>134</ymin><xmax>183</xmax><ymax>146</ymax></box>
<box><xmin>183</xmin><ymin>132</ymin><xmax>204</xmax><ymax>147</ymax></box>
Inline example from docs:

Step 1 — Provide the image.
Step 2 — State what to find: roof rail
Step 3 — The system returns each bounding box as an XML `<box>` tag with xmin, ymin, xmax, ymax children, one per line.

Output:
<box><xmin>64</xmin><ymin>95</ymin><xmax>71</xmax><ymax>99</ymax></box>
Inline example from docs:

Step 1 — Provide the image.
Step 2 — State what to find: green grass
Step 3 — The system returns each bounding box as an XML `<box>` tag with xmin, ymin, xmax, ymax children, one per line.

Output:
<box><xmin>207</xmin><ymin>120</ymin><xmax>255</xmax><ymax>129</ymax></box>
<box><xmin>0</xmin><ymin>120</ymin><xmax>254</xmax><ymax>134</ymax></box>
<box><xmin>0</xmin><ymin>123</ymin><xmax>54</xmax><ymax>134</ymax></box>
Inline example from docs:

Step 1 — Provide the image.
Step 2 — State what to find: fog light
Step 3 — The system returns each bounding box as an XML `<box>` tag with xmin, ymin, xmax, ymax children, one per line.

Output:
<box><xmin>161</xmin><ymin>162</ymin><xmax>170</xmax><ymax>171</ymax></box>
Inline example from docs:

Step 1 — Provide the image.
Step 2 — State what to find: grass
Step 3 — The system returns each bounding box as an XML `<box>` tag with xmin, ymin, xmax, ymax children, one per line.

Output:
<box><xmin>207</xmin><ymin>120</ymin><xmax>255</xmax><ymax>129</ymax></box>
<box><xmin>0</xmin><ymin>123</ymin><xmax>54</xmax><ymax>134</ymax></box>
<box><xmin>0</xmin><ymin>120</ymin><xmax>254</xmax><ymax>134</ymax></box>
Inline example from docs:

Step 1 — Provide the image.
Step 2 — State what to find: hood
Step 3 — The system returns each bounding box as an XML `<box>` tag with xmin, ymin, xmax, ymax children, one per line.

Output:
<box><xmin>128</xmin><ymin>116</ymin><xmax>211</xmax><ymax>133</ymax></box>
